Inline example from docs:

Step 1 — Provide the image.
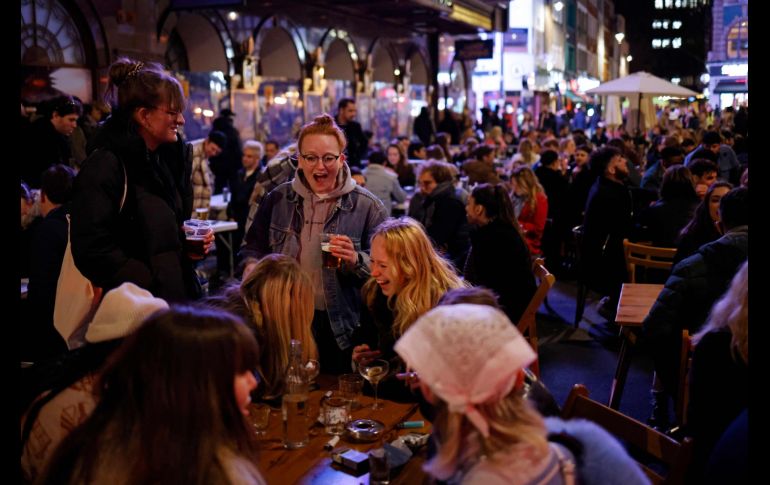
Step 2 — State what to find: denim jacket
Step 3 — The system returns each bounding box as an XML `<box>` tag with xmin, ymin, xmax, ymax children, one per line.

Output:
<box><xmin>240</xmin><ymin>182</ymin><xmax>388</xmax><ymax>349</ymax></box>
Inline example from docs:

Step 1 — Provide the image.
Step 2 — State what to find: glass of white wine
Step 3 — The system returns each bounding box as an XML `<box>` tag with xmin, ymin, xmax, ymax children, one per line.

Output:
<box><xmin>359</xmin><ymin>359</ymin><xmax>390</xmax><ymax>410</ymax></box>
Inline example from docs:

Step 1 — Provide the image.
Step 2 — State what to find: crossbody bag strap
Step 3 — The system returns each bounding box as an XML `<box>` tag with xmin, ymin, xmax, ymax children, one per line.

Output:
<box><xmin>119</xmin><ymin>160</ymin><xmax>127</xmax><ymax>212</ymax></box>
<box><xmin>550</xmin><ymin>443</ymin><xmax>577</xmax><ymax>485</ymax></box>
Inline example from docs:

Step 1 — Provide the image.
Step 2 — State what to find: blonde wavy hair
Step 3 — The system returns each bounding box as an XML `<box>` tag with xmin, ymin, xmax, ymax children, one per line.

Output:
<box><xmin>240</xmin><ymin>254</ymin><xmax>317</xmax><ymax>399</ymax></box>
<box><xmin>516</xmin><ymin>138</ymin><xmax>536</xmax><ymax>165</ymax></box>
<box><xmin>427</xmin><ymin>388</ymin><xmax>550</xmax><ymax>480</ymax></box>
<box><xmin>693</xmin><ymin>260</ymin><xmax>748</xmax><ymax>364</ymax></box>
<box><xmin>511</xmin><ymin>165</ymin><xmax>546</xmax><ymax>212</ymax></box>
<box><xmin>362</xmin><ymin>218</ymin><xmax>466</xmax><ymax>337</ymax></box>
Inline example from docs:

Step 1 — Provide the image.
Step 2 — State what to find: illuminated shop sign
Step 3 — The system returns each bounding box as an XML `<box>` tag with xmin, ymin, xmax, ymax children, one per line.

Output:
<box><xmin>721</xmin><ymin>63</ymin><xmax>748</xmax><ymax>76</ymax></box>
<box><xmin>455</xmin><ymin>39</ymin><xmax>494</xmax><ymax>60</ymax></box>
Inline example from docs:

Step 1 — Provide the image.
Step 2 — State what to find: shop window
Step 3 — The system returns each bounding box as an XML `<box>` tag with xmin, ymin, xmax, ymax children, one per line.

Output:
<box><xmin>21</xmin><ymin>0</ymin><xmax>92</xmax><ymax>103</ymax></box>
<box><xmin>726</xmin><ymin>20</ymin><xmax>748</xmax><ymax>59</ymax></box>
<box><xmin>21</xmin><ymin>0</ymin><xmax>85</xmax><ymax>66</ymax></box>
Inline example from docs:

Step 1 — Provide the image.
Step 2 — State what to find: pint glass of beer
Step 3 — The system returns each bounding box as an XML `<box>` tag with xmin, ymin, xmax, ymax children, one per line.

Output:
<box><xmin>195</xmin><ymin>207</ymin><xmax>209</xmax><ymax>220</ymax></box>
<box><xmin>320</xmin><ymin>233</ymin><xmax>342</xmax><ymax>269</ymax></box>
<box><xmin>183</xmin><ymin>219</ymin><xmax>213</xmax><ymax>257</ymax></box>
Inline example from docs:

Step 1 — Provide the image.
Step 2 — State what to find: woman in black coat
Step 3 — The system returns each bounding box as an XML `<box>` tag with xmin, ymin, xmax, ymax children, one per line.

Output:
<box><xmin>408</xmin><ymin>161</ymin><xmax>470</xmax><ymax>271</ymax></box>
<box><xmin>463</xmin><ymin>183</ymin><xmax>536</xmax><ymax>324</ymax></box>
<box><xmin>70</xmin><ymin>58</ymin><xmax>212</xmax><ymax>302</ymax></box>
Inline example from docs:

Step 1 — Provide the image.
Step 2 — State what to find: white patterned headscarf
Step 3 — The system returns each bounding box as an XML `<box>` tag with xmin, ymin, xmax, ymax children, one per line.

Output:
<box><xmin>394</xmin><ymin>304</ymin><xmax>537</xmax><ymax>437</ymax></box>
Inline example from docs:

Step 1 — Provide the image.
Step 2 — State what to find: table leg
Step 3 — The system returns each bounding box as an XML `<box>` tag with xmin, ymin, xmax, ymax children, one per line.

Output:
<box><xmin>227</xmin><ymin>232</ymin><xmax>234</xmax><ymax>279</ymax></box>
<box><xmin>608</xmin><ymin>327</ymin><xmax>636</xmax><ymax>409</ymax></box>
<box><xmin>215</xmin><ymin>232</ymin><xmax>235</xmax><ymax>280</ymax></box>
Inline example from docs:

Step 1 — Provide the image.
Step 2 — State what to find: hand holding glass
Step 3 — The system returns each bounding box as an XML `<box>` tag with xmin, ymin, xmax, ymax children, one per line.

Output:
<box><xmin>183</xmin><ymin>219</ymin><xmax>213</xmax><ymax>258</ymax></box>
<box><xmin>320</xmin><ymin>233</ymin><xmax>342</xmax><ymax>268</ymax></box>
<box><xmin>359</xmin><ymin>359</ymin><xmax>390</xmax><ymax>410</ymax></box>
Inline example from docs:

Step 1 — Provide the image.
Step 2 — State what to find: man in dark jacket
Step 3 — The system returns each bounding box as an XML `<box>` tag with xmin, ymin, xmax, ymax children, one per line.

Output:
<box><xmin>223</xmin><ymin>140</ymin><xmax>260</xmax><ymax>280</ymax></box>
<box><xmin>209</xmin><ymin>108</ymin><xmax>243</xmax><ymax>193</ymax></box>
<box><xmin>22</xmin><ymin>95</ymin><xmax>82</xmax><ymax>188</ymax></box>
<box><xmin>641</xmin><ymin>187</ymin><xmax>747</xmax><ymax>428</ymax></box>
<box><xmin>580</xmin><ymin>146</ymin><xmax>632</xmax><ymax>317</ymax></box>
<box><xmin>24</xmin><ymin>165</ymin><xmax>76</xmax><ymax>362</ymax></box>
<box><xmin>413</xmin><ymin>106</ymin><xmax>434</xmax><ymax>146</ymax></box>
<box><xmin>535</xmin><ymin>150</ymin><xmax>570</xmax><ymax>271</ymax></box>
<box><xmin>335</xmin><ymin>99</ymin><xmax>367</xmax><ymax>167</ymax></box>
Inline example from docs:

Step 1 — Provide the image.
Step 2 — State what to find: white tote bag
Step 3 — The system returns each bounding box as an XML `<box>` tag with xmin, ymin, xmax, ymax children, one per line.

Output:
<box><xmin>54</xmin><ymin>163</ymin><xmax>127</xmax><ymax>349</ymax></box>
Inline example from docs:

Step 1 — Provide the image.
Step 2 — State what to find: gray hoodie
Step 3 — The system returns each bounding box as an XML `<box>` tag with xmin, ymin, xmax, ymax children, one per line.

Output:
<box><xmin>292</xmin><ymin>164</ymin><xmax>357</xmax><ymax>309</ymax></box>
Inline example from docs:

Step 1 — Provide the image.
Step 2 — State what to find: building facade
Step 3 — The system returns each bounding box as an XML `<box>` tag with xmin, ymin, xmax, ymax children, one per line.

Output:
<box><xmin>616</xmin><ymin>0</ymin><xmax>711</xmax><ymax>91</ymax></box>
<box><xmin>706</xmin><ymin>0</ymin><xmax>748</xmax><ymax>108</ymax></box>
<box><xmin>20</xmin><ymin>0</ymin><xmax>506</xmax><ymax>146</ymax></box>
<box><xmin>471</xmin><ymin>0</ymin><xmax>626</xmax><ymax>130</ymax></box>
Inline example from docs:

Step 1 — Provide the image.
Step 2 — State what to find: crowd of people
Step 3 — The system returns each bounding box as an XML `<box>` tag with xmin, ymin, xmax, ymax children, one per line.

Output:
<box><xmin>20</xmin><ymin>54</ymin><xmax>748</xmax><ymax>484</ymax></box>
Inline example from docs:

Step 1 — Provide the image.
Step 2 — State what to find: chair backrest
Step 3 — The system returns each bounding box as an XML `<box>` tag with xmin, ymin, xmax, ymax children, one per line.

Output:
<box><xmin>562</xmin><ymin>384</ymin><xmax>693</xmax><ymax>485</ymax></box>
<box><xmin>517</xmin><ymin>257</ymin><xmax>556</xmax><ymax>378</ymax></box>
<box><xmin>675</xmin><ymin>329</ymin><xmax>693</xmax><ymax>427</ymax></box>
<box><xmin>623</xmin><ymin>239</ymin><xmax>677</xmax><ymax>283</ymax></box>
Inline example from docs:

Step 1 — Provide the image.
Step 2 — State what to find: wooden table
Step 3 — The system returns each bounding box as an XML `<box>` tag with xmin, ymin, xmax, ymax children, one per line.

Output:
<box><xmin>255</xmin><ymin>383</ymin><xmax>430</xmax><ymax>484</ymax></box>
<box><xmin>608</xmin><ymin>283</ymin><xmax>664</xmax><ymax>409</ymax></box>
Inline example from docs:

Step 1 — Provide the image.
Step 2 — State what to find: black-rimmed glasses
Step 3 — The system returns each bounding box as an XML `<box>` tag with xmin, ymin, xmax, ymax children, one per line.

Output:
<box><xmin>298</xmin><ymin>153</ymin><xmax>341</xmax><ymax>167</ymax></box>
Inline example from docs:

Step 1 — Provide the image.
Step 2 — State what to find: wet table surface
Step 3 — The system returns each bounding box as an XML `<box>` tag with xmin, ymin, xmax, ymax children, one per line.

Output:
<box><xmin>254</xmin><ymin>375</ymin><xmax>430</xmax><ymax>484</ymax></box>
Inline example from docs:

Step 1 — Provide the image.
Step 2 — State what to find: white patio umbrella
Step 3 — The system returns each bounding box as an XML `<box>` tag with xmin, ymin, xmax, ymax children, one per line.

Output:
<box><xmin>586</xmin><ymin>71</ymin><xmax>698</xmax><ymax>133</ymax></box>
<box><xmin>604</xmin><ymin>95</ymin><xmax>623</xmax><ymax>128</ymax></box>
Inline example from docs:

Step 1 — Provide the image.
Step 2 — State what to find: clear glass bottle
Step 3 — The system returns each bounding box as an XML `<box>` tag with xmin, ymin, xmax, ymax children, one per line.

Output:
<box><xmin>282</xmin><ymin>339</ymin><xmax>309</xmax><ymax>449</ymax></box>
<box><xmin>222</xmin><ymin>185</ymin><xmax>230</xmax><ymax>203</ymax></box>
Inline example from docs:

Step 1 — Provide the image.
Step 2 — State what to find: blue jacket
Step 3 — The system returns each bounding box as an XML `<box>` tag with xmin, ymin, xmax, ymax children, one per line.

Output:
<box><xmin>362</xmin><ymin>164</ymin><xmax>406</xmax><ymax>215</ymax></box>
<box><xmin>240</xmin><ymin>180</ymin><xmax>387</xmax><ymax>349</ymax></box>
<box><xmin>545</xmin><ymin>417</ymin><xmax>651</xmax><ymax>485</ymax></box>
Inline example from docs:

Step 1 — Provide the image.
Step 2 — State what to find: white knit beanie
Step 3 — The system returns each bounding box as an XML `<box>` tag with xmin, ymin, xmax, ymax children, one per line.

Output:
<box><xmin>85</xmin><ymin>283</ymin><xmax>169</xmax><ymax>343</ymax></box>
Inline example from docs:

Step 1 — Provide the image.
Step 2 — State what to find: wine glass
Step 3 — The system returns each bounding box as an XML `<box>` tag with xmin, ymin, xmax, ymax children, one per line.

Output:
<box><xmin>247</xmin><ymin>402</ymin><xmax>271</xmax><ymax>437</ymax></box>
<box><xmin>359</xmin><ymin>359</ymin><xmax>390</xmax><ymax>410</ymax></box>
<box><xmin>304</xmin><ymin>359</ymin><xmax>320</xmax><ymax>389</ymax></box>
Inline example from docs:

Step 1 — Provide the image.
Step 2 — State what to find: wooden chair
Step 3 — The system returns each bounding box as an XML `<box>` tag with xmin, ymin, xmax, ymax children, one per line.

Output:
<box><xmin>622</xmin><ymin>239</ymin><xmax>677</xmax><ymax>283</ymax></box>
<box><xmin>517</xmin><ymin>257</ymin><xmax>555</xmax><ymax>378</ymax></box>
<box><xmin>562</xmin><ymin>384</ymin><xmax>694</xmax><ymax>485</ymax></box>
<box><xmin>675</xmin><ymin>329</ymin><xmax>693</xmax><ymax>427</ymax></box>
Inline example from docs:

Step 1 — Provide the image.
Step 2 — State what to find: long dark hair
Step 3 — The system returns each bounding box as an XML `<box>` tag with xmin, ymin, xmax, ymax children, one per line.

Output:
<box><xmin>40</xmin><ymin>305</ymin><xmax>260</xmax><ymax>484</ymax></box>
<box><xmin>471</xmin><ymin>183</ymin><xmax>516</xmax><ymax>226</ymax></box>
<box><xmin>678</xmin><ymin>181</ymin><xmax>733</xmax><ymax>242</ymax></box>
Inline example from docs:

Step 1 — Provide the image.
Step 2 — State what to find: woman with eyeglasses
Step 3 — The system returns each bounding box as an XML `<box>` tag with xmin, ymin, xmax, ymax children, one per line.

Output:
<box><xmin>407</xmin><ymin>161</ymin><xmax>470</xmax><ymax>271</ymax></box>
<box><xmin>241</xmin><ymin>114</ymin><xmax>388</xmax><ymax>375</ymax></box>
<box><xmin>69</xmin><ymin>58</ymin><xmax>213</xmax><ymax>303</ymax></box>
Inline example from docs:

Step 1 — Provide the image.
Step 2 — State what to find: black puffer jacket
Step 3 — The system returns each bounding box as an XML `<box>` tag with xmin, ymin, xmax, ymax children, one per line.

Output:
<box><xmin>408</xmin><ymin>182</ymin><xmax>470</xmax><ymax>271</ymax></box>
<box><xmin>641</xmin><ymin>226</ymin><xmax>748</xmax><ymax>394</ymax></box>
<box><xmin>70</xmin><ymin>111</ymin><xmax>199</xmax><ymax>302</ymax></box>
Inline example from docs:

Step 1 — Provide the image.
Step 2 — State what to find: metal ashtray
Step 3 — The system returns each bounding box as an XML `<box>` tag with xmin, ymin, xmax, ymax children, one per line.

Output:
<box><xmin>345</xmin><ymin>418</ymin><xmax>385</xmax><ymax>442</ymax></box>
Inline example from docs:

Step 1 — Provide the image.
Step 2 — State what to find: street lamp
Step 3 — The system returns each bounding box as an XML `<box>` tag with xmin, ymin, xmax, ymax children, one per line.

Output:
<box><xmin>626</xmin><ymin>55</ymin><xmax>633</xmax><ymax>62</ymax></box>
<box><xmin>553</xmin><ymin>1</ymin><xmax>564</xmax><ymax>12</ymax></box>
<box><xmin>615</xmin><ymin>32</ymin><xmax>625</xmax><ymax>44</ymax></box>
